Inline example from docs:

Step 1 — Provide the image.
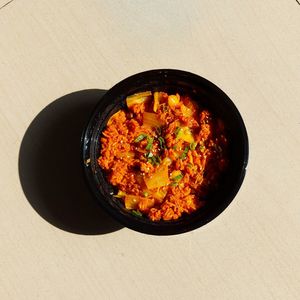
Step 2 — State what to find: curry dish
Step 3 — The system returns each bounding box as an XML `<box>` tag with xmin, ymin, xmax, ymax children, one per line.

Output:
<box><xmin>98</xmin><ymin>91</ymin><xmax>228</xmax><ymax>221</ymax></box>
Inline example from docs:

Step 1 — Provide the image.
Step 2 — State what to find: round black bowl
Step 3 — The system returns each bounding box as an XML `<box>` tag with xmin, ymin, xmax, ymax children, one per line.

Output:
<box><xmin>82</xmin><ymin>69</ymin><xmax>248</xmax><ymax>235</ymax></box>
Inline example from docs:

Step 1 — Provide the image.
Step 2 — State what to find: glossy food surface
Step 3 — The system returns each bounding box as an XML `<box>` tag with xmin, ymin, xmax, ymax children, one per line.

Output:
<box><xmin>83</xmin><ymin>69</ymin><xmax>248</xmax><ymax>235</ymax></box>
<box><xmin>99</xmin><ymin>91</ymin><xmax>229</xmax><ymax>221</ymax></box>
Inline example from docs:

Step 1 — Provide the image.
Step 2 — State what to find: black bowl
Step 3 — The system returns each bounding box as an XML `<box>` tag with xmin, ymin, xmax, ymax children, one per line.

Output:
<box><xmin>82</xmin><ymin>69</ymin><xmax>248</xmax><ymax>235</ymax></box>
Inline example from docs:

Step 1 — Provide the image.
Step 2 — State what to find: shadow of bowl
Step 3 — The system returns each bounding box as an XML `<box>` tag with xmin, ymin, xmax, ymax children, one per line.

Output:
<box><xmin>18</xmin><ymin>89</ymin><xmax>123</xmax><ymax>235</ymax></box>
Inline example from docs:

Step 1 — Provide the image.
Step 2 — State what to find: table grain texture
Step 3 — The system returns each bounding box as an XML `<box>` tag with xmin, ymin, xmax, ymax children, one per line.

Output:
<box><xmin>0</xmin><ymin>1</ymin><xmax>299</xmax><ymax>299</ymax></box>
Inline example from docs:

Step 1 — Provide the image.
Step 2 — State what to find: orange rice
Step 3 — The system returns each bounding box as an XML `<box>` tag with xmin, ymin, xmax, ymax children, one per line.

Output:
<box><xmin>98</xmin><ymin>91</ymin><xmax>228</xmax><ymax>221</ymax></box>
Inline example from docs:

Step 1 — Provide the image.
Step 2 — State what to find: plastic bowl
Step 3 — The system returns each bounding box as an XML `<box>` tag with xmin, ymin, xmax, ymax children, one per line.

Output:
<box><xmin>82</xmin><ymin>69</ymin><xmax>248</xmax><ymax>235</ymax></box>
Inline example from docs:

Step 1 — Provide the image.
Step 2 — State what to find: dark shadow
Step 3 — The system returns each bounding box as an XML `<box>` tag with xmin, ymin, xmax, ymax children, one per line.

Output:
<box><xmin>18</xmin><ymin>89</ymin><xmax>123</xmax><ymax>235</ymax></box>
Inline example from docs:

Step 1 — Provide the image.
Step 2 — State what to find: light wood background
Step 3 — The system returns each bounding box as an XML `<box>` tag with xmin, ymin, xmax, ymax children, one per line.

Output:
<box><xmin>0</xmin><ymin>1</ymin><xmax>299</xmax><ymax>299</ymax></box>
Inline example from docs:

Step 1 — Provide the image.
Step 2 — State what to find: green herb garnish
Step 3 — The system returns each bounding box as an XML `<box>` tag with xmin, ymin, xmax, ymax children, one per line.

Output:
<box><xmin>146</xmin><ymin>137</ymin><xmax>153</xmax><ymax>150</ymax></box>
<box><xmin>172</xmin><ymin>174</ymin><xmax>183</xmax><ymax>181</ymax></box>
<box><xmin>143</xmin><ymin>191</ymin><xmax>149</xmax><ymax>197</ymax></box>
<box><xmin>173</xmin><ymin>145</ymin><xmax>178</xmax><ymax>150</ymax></box>
<box><xmin>132</xmin><ymin>210</ymin><xmax>143</xmax><ymax>217</ymax></box>
<box><xmin>180</xmin><ymin>147</ymin><xmax>189</xmax><ymax>160</ymax></box>
<box><xmin>156</xmin><ymin>127</ymin><xmax>162</xmax><ymax>136</ymax></box>
<box><xmin>199</xmin><ymin>145</ymin><xmax>205</xmax><ymax>152</ymax></box>
<box><xmin>146</xmin><ymin>152</ymin><xmax>153</xmax><ymax>158</ymax></box>
<box><xmin>148</xmin><ymin>155</ymin><xmax>161</xmax><ymax>166</ymax></box>
<box><xmin>170</xmin><ymin>182</ymin><xmax>178</xmax><ymax>187</ymax></box>
<box><xmin>134</xmin><ymin>133</ymin><xmax>147</xmax><ymax>143</ymax></box>
<box><xmin>158</xmin><ymin>137</ymin><xmax>165</xmax><ymax>149</ymax></box>
<box><xmin>190</xmin><ymin>142</ymin><xmax>197</xmax><ymax>151</ymax></box>
<box><xmin>174</xmin><ymin>127</ymin><xmax>181</xmax><ymax>137</ymax></box>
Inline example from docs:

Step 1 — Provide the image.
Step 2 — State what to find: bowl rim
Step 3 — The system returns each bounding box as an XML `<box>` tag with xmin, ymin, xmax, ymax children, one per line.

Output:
<box><xmin>81</xmin><ymin>69</ymin><xmax>249</xmax><ymax>235</ymax></box>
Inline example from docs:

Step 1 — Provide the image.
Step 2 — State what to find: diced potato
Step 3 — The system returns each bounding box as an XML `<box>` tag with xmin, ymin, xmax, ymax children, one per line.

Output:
<box><xmin>144</xmin><ymin>164</ymin><xmax>170</xmax><ymax>189</ymax></box>
<box><xmin>138</xmin><ymin>197</ymin><xmax>155</xmax><ymax>212</ymax></box>
<box><xmin>153</xmin><ymin>92</ymin><xmax>159</xmax><ymax>112</ymax></box>
<box><xmin>124</xmin><ymin>195</ymin><xmax>140</xmax><ymax>209</ymax></box>
<box><xmin>168</xmin><ymin>94</ymin><xmax>180</xmax><ymax>107</ymax></box>
<box><xmin>143</xmin><ymin>112</ymin><xmax>163</xmax><ymax>128</ymax></box>
<box><xmin>114</xmin><ymin>190</ymin><xmax>126</xmax><ymax>198</ymax></box>
<box><xmin>153</xmin><ymin>92</ymin><xmax>167</xmax><ymax>112</ymax></box>
<box><xmin>152</xmin><ymin>188</ymin><xmax>167</xmax><ymax>203</ymax></box>
<box><xmin>181</xmin><ymin>104</ymin><xmax>193</xmax><ymax>117</ymax></box>
<box><xmin>162</xmin><ymin>157</ymin><xmax>172</xmax><ymax>166</ymax></box>
<box><xmin>126</xmin><ymin>91</ymin><xmax>152</xmax><ymax>108</ymax></box>
<box><xmin>177</xmin><ymin>127</ymin><xmax>194</xmax><ymax>143</ymax></box>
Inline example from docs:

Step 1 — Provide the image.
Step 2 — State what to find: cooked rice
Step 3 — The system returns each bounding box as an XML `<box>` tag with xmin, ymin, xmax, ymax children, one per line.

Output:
<box><xmin>98</xmin><ymin>91</ymin><xmax>228</xmax><ymax>221</ymax></box>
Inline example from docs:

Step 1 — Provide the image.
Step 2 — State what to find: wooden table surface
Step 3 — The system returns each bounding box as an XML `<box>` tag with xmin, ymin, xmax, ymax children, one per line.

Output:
<box><xmin>1</xmin><ymin>1</ymin><xmax>299</xmax><ymax>299</ymax></box>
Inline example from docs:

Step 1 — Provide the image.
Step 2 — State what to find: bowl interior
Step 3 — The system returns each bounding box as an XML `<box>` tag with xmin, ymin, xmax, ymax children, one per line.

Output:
<box><xmin>82</xmin><ymin>69</ymin><xmax>248</xmax><ymax>235</ymax></box>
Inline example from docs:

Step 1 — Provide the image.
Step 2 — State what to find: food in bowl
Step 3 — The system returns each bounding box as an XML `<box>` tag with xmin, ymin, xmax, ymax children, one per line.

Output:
<box><xmin>98</xmin><ymin>91</ymin><xmax>229</xmax><ymax>221</ymax></box>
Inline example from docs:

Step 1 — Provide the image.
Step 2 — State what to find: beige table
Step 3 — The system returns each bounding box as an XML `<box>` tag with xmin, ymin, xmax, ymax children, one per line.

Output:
<box><xmin>1</xmin><ymin>1</ymin><xmax>299</xmax><ymax>299</ymax></box>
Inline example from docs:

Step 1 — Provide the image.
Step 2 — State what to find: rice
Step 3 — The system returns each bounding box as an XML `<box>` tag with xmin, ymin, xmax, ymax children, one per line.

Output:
<box><xmin>98</xmin><ymin>91</ymin><xmax>228</xmax><ymax>221</ymax></box>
